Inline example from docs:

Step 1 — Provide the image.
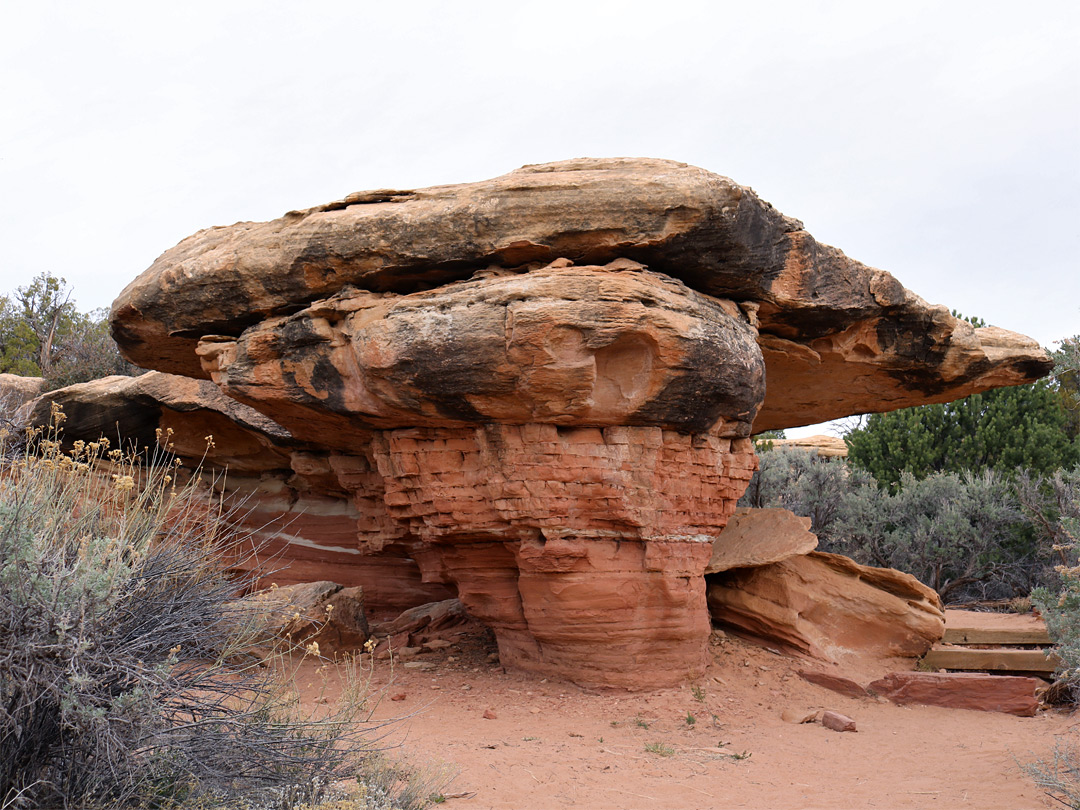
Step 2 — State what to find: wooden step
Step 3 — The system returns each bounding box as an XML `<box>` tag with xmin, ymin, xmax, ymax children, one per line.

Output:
<box><xmin>942</xmin><ymin>626</ymin><xmax>1051</xmax><ymax>646</ymax></box>
<box><xmin>922</xmin><ymin>646</ymin><xmax>1059</xmax><ymax>674</ymax></box>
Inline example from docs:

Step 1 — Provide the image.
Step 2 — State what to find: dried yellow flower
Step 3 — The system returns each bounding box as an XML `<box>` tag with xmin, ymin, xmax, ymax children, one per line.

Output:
<box><xmin>112</xmin><ymin>474</ymin><xmax>135</xmax><ymax>492</ymax></box>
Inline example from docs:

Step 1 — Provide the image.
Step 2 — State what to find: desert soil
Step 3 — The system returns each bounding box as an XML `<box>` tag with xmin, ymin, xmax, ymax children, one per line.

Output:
<box><xmin>295</xmin><ymin>616</ymin><xmax>1075</xmax><ymax>810</ymax></box>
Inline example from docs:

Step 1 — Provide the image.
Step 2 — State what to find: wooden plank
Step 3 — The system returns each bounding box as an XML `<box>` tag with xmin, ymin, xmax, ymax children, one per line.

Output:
<box><xmin>923</xmin><ymin>646</ymin><xmax>1058</xmax><ymax>673</ymax></box>
<box><xmin>943</xmin><ymin>627</ymin><xmax>1051</xmax><ymax>646</ymax></box>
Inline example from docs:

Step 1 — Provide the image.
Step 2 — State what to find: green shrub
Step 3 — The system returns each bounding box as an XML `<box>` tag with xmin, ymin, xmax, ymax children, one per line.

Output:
<box><xmin>742</xmin><ymin>446</ymin><xmax>1047</xmax><ymax>602</ymax></box>
<box><xmin>832</xmin><ymin>469</ymin><xmax>1039</xmax><ymax>602</ymax></box>
<box><xmin>738</xmin><ymin>447</ymin><xmax>866</xmax><ymax>543</ymax></box>
<box><xmin>0</xmin><ymin>416</ymin><xmax>398</xmax><ymax>809</ymax></box>
<box><xmin>1024</xmin><ymin>737</ymin><xmax>1080</xmax><ymax>809</ymax></box>
<box><xmin>1029</xmin><ymin>468</ymin><xmax>1080</xmax><ymax>698</ymax></box>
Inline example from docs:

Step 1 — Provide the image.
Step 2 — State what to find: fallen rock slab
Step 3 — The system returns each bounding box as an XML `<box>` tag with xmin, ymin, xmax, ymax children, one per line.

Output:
<box><xmin>705</xmin><ymin>507</ymin><xmax>818</xmax><ymax>574</ymax></box>
<box><xmin>369</xmin><ymin>598</ymin><xmax>470</xmax><ymax>643</ymax></box>
<box><xmin>245</xmin><ymin>581</ymin><xmax>369</xmax><ymax>652</ymax></box>
<box><xmin>781</xmin><ymin>708</ymin><xmax>819</xmax><ymax>724</ymax></box>
<box><xmin>707</xmin><ymin>551</ymin><xmax>945</xmax><ymax>662</ymax></box>
<box><xmin>868</xmin><ymin>672</ymin><xmax>1039</xmax><ymax>717</ymax></box>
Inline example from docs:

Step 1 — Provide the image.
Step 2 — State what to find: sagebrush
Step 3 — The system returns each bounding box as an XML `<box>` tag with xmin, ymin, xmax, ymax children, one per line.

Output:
<box><xmin>0</xmin><ymin>413</ymin><xmax>414</xmax><ymax>809</ymax></box>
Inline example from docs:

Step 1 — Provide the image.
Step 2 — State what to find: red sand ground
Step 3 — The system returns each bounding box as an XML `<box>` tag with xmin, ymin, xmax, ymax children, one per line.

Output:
<box><xmin>295</xmin><ymin>616</ymin><xmax>1076</xmax><ymax>810</ymax></box>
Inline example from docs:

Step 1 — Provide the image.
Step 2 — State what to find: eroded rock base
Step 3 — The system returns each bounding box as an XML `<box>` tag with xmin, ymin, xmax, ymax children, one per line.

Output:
<box><xmin>424</xmin><ymin>537</ymin><xmax>713</xmax><ymax>689</ymax></box>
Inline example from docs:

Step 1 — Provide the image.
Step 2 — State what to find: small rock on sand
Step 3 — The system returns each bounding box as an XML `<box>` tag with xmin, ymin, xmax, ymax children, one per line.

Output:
<box><xmin>821</xmin><ymin>711</ymin><xmax>857</xmax><ymax>732</ymax></box>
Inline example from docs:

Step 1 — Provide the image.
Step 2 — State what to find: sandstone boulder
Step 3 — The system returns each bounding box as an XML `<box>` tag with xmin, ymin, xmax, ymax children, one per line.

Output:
<box><xmin>706</xmin><ymin>551</ymin><xmax>945</xmax><ymax>662</ymax></box>
<box><xmin>0</xmin><ymin>373</ymin><xmax>44</xmax><ymax>434</ymax></box>
<box><xmin>820</xmin><ymin>710</ymin><xmax>857</xmax><ymax>732</ymax></box>
<box><xmin>868</xmin><ymin>671</ymin><xmax>1039</xmax><ymax>717</ymax></box>
<box><xmin>30</xmin><ymin>372</ymin><xmax>293</xmax><ymax>471</ymax></box>
<box><xmin>798</xmin><ymin>669</ymin><xmax>870</xmax><ymax>699</ymax></box>
<box><xmin>705</xmin><ymin>507</ymin><xmax>818</xmax><ymax>574</ymax></box>
<box><xmin>195</xmin><ymin>262</ymin><xmax>765</xmax><ymax>441</ymax></box>
<box><xmin>112</xmin><ymin>158</ymin><xmax>1050</xmax><ymax>432</ymax></box>
<box><xmin>0</xmin><ymin>373</ymin><xmax>44</xmax><ymax>412</ymax></box>
<box><xmin>369</xmin><ymin>598</ymin><xmax>473</xmax><ymax>647</ymax></box>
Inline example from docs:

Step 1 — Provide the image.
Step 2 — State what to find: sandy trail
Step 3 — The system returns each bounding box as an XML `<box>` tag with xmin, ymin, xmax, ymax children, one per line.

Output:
<box><xmin>295</xmin><ymin>624</ymin><xmax>1073</xmax><ymax>810</ymax></box>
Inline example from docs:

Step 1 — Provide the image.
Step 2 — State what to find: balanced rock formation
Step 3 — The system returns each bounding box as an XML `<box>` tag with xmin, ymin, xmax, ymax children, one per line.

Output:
<box><xmin>96</xmin><ymin>158</ymin><xmax>1048</xmax><ymax>688</ymax></box>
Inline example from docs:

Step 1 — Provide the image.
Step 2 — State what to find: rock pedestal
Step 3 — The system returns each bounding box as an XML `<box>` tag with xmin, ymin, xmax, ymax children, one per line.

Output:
<box><xmin>95</xmin><ymin>158</ymin><xmax>1053</xmax><ymax>688</ymax></box>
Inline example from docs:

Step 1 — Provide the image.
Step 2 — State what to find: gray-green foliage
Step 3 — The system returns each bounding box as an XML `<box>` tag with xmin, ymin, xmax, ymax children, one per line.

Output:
<box><xmin>739</xmin><ymin>447</ymin><xmax>869</xmax><ymax>544</ymax></box>
<box><xmin>1028</xmin><ymin>470</ymin><xmax>1080</xmax><ymax>682</ymax></box>
<box><xmin>1024</xmin><ymin>467</ymin><xmax>1080</xmax><ymax>801</ymax></box>
<box><xmin>741</xmin><ymin>447</ymin><xmax>1045</xmax><ymax>602</ymax></box>
<box><xmin>831</xmin><ymin>469</ymin><xmax>1036</xmax><ymax>601</ymax></box>
<box><xmin>0</xmin><ymin>428</ymin><xmax>389</xmax><ymax>809</ymax></box>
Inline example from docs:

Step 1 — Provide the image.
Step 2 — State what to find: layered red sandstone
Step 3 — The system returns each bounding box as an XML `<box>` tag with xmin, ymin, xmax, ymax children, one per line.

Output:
<box><xmin>88</xmin><ymin>158</ymin><xmax>1054</xmax><ymax>688</ymax></box>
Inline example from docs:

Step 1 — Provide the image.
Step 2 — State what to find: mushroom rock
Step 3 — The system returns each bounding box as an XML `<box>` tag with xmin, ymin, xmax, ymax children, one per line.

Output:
<box><xmin>106</xmin><ymin>158</ymin><xmax>1049</xmax><ymax>688</ymax></box>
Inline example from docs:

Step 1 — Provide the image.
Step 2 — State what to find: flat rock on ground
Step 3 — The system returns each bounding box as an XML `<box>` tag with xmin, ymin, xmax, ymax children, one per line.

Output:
<box><xmin>868</xmin><ymin>671</ymin><xmax>1041</xmax><ymax>717</ymax></box>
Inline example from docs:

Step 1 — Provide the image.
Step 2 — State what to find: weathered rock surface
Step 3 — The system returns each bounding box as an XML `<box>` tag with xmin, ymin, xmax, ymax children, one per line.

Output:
<box><xmin>0</xmin><ymin>373</ymin><xmax>44</xmax><ymax>413</ymax></box>
<box><xmin>420</xmin><ymin>536</ymin><xmax>714</xmax><ymax>688</ymax></box>
<box><xmin>705</xmin><ymin>507</ymin><xmax>818</xmax><ymax>574</ymax></box>
<box><xmin>31</xmin><ymin>372</ymin><xmax>293</xmax><ymax>470</ymax></box>
<box><xmin>706</xmin><ymin>551</ymin><xmax>945</xmax><ymax>662</ymax></box>
<box><xmin>30</xmin><ymin>369</ymin><xmax>750</xmax><ymax>686</ymax></box>
<box><xmin>195</xmin><ymin>262</ymin><xmax>765</xmax><ymax>439</ymax></box>
<box><xmin>31</xmin><ymin>373</ymin><xmax>454</xmax><ymax>609</ymax></box>
<box><xmin>868</xmin><ymin>671</ymin><xmax>1039</xmax><ymax>717</ymax></box>
<box><xmin>112</xmin><ymin>158</ymin><xmax>1050</xmax><ymax>431</ymax></box>
<box><xmin>820</xmin><ymin>710</ymin><xmax>857</xmax><ymax>732</ymax></box>
<box><xmin>83</xmin><ymin>158</ymin><xmax>1052</xmax><ymax>687</ymax></box>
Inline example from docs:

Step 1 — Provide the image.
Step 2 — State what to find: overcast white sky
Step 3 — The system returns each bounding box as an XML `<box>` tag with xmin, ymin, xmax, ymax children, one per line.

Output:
<box><xmin>2</xmin><ymin>1</ymin><xmax>1077</xmax><ymax>435</ymax></box>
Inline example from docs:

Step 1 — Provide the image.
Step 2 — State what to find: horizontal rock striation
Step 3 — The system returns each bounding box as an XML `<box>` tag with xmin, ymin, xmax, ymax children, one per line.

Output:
<box><xmin>31</xmin><ymin>374</ymin><xmax>454</xmax><ymax>608</ymax></box>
